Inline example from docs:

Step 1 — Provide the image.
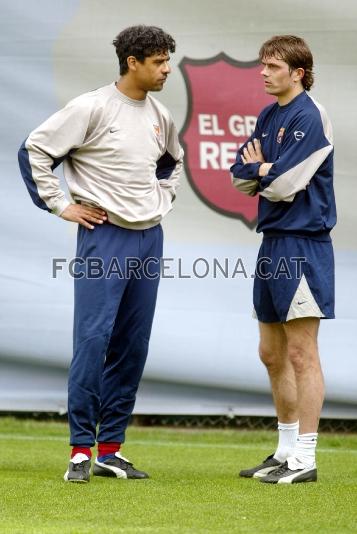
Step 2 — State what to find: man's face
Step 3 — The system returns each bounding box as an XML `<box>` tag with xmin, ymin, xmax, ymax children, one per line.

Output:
<box><xmin>134</xmin><ymin>51</ymin><xmax>171</xmax><ymax>92</ymax></box>
<box><xmin>260</xmin><ymin>56</ymin><xmax>297</xmax><ymax>97</ymax></box>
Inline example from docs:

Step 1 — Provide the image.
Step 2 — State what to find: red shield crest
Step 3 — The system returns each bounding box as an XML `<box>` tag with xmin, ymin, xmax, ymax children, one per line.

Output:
<box><xmin>179</xmin><ymin>54</ymin><xmax>274</xmax><ymax>228</ymax></box>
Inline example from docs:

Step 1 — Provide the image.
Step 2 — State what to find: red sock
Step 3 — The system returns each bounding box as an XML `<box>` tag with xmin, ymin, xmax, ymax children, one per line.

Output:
<box><xmin>71</xmin><ymin>446</ymin><xmax>92</xmax><ymax>459</ymax></box>
<box><xmin>97</xmin><ymin>442</ymin><xmax>121</xmax><ymax>457</ymax></box>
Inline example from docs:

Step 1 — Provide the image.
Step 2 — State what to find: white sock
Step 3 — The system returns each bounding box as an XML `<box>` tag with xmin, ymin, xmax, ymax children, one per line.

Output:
<box><xmin>71</xmin><ymin>452</ymin><xmax>90</xmax><ymax>464</ymax></box>
<box><xmin>273</xmin><ymin>421</ymin><xmax>299</xmax><ymax>462</ymax></box>
<box><xmin>287</xmin><ymin>433</ymin><xmax>318</xmax><ymax>470</ymax></box>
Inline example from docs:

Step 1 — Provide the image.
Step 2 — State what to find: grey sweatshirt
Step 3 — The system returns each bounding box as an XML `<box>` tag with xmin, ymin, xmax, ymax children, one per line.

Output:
<box><xmin>19</xmin><ymin>82</ymin><xmax>184</xmax><ymax>230</ymax></box>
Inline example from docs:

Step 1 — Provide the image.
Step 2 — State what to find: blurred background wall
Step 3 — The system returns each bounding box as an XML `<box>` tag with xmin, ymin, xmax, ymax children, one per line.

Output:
<box><xmin>1</xmin><ymin>0</ymin><xmax>356</xmax><ymax>417</ymax></box>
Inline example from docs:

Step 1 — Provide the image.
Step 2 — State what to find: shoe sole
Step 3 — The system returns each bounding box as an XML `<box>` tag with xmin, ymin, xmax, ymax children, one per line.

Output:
<box><xmin>63</xmin><ymin>470</ymin><xmax>90</xmax><ymax>483</ymax></box>
<box><xmin>278</xmin><ymin>469</ymin><xmax>317</xmax><ymax>484</ymax></box>
<box><xmin>260</xmin><ymin>469</ymin><xmax>317</xmax><ymax>484</ymax></box>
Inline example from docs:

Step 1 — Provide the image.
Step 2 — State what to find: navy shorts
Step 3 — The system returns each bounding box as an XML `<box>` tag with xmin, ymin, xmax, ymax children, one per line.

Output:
<box><xmin>253</xmin><ymin>235</ymin><xmax>335</xmax><ymax>323</ymax></box>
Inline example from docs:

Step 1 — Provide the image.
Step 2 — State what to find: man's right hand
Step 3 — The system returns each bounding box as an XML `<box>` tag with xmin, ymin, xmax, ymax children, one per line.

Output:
<box><xmin>60</xmin><ymin>204</ymin><xmax>107</xmax><ymax>230</ymax></box>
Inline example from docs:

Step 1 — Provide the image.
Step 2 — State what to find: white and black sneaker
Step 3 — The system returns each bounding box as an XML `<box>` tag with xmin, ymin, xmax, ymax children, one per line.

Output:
<box><xmin>239</xmin><ymin>454</ymin><xmax>283</xmax><ymax>478</ymax></box>
<box><xmin>93</xmin><ymin>451</ymin><xmax>149</xmax><ymax>479</ymax></box>
<box><xmin>260</xmin><ymin>460</ymin><xmax>317</xmax><ymax>484</ymax></box>
<box><xmin>64</xmin><ymin>453</ymin><xmax>91</xmax><ymax>483</ymax></box>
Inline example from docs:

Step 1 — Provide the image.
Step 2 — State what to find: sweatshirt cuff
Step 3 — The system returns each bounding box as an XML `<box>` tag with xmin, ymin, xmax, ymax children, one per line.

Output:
<box><xmin>247</xmin><ymin>162</ymin><xmax>262</xmax><ymax>179</ymax></box>
<box><xmin>51</xmin><ymin>197</ymin><xmax>71</xmax><ymax>217</ymax></box>
<box><xmin>160</xmin><ymin>183</ymin><xmax>176</xmax><ymax>201</ymax></box>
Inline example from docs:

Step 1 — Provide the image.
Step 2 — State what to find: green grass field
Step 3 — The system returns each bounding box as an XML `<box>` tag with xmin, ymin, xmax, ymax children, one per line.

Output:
<box><xmin>0</xmin><ymin>418</ymin><xmax>356</xmax><ymax>533</ymax></box>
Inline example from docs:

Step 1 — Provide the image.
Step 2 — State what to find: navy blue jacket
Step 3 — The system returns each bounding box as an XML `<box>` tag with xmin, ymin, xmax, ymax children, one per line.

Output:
<box><xmin>230</xmin><ymin>91</ymin><xmax>336</xmax><ymax>238</ymax></box>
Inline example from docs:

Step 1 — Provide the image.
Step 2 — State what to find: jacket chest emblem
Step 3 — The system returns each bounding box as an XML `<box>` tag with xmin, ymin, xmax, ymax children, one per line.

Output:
<box><xmin>277</xmin><ymin>127</ymin><xmax>285</xmax><ymax>144</ymax></box>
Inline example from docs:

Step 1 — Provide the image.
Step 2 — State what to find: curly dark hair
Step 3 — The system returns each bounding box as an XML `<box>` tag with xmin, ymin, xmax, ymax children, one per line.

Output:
<box><xmin>259</xmin><ymin>35</ymin><xmax>314</xmax><ymax>91</ymax></box>
<box><xmin>113</xmin><ymin>25</ymin><xmax>176</xmax><ymax>75</ymax></box>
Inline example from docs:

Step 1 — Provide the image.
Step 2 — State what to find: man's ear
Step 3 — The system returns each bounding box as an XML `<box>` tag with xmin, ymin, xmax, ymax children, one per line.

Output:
<box><xmin>127</xmin><ymin>56</ymin><xmax>137</xmax><ymax>72</ymax></box>
<box><xmin>294</xmin><ymin>67</ymin><xmax>305</xmax><ymax>83</ymax></box>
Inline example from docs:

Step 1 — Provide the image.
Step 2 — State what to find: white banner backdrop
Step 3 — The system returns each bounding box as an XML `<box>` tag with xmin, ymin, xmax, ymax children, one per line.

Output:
<box><xmin>1</xmin><ymin>0</ymin><xmax>356</xmax><ymax>416</ymax></box>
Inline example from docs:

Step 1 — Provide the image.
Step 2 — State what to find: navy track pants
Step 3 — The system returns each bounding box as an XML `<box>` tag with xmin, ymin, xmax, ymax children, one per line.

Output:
<box><xmin>68</xmin><ymin>222</ymin><xmax>163</xmax><ymax>446</ymax></box>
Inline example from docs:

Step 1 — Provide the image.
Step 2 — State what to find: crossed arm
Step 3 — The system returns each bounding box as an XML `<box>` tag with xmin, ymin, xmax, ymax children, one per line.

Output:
<box><xmin>241</xmin><ymin>138</ymin><xmax>272</xmax><ymax>177</ymax></box>
<box><xmin>230</xmin><ymin>138</ymin><xmax>272</xmax><ymax>196</ymax></box>
<box><xmin>231</xmin><ymin>110</ymin><xmax>333</xmax><ymax>202</ymax></box>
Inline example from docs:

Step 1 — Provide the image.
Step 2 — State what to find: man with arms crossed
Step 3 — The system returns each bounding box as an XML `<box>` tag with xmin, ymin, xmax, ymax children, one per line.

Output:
<box><xmin>231</xmin><ymin>35</ymin><xmax>336</xmax><ymax>484</ymax></box>
<box><xmin>18</xmin><ymin>25</ymin><xmax>183</xmax><ymax>483</ymax></box>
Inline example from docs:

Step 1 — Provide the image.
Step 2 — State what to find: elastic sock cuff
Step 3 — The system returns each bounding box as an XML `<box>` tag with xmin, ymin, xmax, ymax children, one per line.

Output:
<box><xmin>278</xmin><ymin>421</ymin><xmax>299</xmax><ymax>430</ymax></box>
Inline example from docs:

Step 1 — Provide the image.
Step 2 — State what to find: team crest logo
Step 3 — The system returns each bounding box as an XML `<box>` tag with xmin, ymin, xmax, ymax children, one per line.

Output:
<box><xmin>277</xmin><ymin>127</ymin><xmax>285</xmax><ymax>144</ymax></box>
<box><xmin>179</xmin><ymin>54</ymin><xmax>274</xmax><ymax>228</ymax></box>
<box><xmin>153</xmin><ymin>124</ymin><xmax>161</xmax><ymax>136</ymax></box>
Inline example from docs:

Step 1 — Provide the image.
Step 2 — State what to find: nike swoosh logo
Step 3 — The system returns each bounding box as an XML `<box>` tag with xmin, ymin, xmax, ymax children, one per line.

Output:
<box><xmin>262</xmin><ymin>133</ymin><xmax>269</xmax><ymax>137</ymax></box>
<box><xmin>297</xmin><ymin>301</ymin><xmax>307</xmax><ymax>305</ymax></box>
<box><xmin>109</xmin><ymin>128</ymin><xmax>120</xmax><ymax>133</ymax></box>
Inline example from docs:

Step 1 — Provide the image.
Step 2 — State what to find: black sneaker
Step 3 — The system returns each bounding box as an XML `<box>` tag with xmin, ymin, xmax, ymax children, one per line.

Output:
<box><xmin>93</xmin><ymin>452</ymin><xmax>149</xmax><ymax>479</ymax></box>
<box><xmin>64</xmin><ymin>453</ymin><xmax>91</xmax><ymax>483</ymax></box>
<box><xmin>239</xmin><ymin>454</ymin><xmax>282</xmax><ymax>478</ymax></box>
<box><xmin>260</xmin><ymin>461</ymin><xmax>317</xmax><ymax>484</ymax></box>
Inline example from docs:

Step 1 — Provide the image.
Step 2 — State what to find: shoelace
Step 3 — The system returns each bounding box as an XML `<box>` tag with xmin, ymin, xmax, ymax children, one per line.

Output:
<box><xmin>269</xmin><ymin>461</ymin><xmax>289</xmax><ymax>476</ymax></box>
<box><xmin>117</xmin><ymin>457</ymin><xmax>133</xmax><ymax>468</ymax></box>
<box><xmin>73</xmin><ymin>461</ymin><xmax>88</xmax><ymax>472</ymax></box>
<box><xmin>116</xmin><ymin>453</ymin><xmax>131</xmax><ymax>464</ymax></box>
<box><xmin>263</xmin><ymin>454</ymin><xmax>275</xmax><ymax>462</ymax></box>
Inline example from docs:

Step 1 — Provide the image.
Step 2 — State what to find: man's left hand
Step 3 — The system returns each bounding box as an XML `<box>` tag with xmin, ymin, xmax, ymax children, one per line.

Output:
<box><xmin>241</xmin><ymin>138</ymin><xmax>265</xmax><ymax>164</ymax></box>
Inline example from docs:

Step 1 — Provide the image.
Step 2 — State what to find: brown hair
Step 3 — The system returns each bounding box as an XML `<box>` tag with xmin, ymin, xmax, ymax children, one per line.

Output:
<box><xmin>259</xmin><ymin>35</ymin><xmax>314</xmax><ymax>91</ymax></box>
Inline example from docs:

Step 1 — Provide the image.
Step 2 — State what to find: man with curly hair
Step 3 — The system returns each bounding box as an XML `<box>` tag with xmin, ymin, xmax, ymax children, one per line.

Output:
<box><xmin>231</xmin><ymin>35</ymin><xmax>336</xmax><ymax>484</ymax></box>
<box><xmin>19</xmin><ymin>25</ymin><xmax>183</xmax><ymax>483</ymax></box>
